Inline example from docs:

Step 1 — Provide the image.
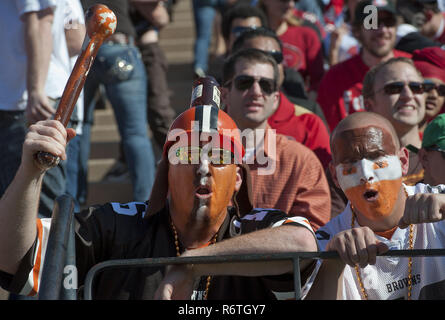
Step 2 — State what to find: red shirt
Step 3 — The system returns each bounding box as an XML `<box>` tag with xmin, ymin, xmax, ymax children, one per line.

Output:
<box><xmin>279</xmin><ymin>24</ymin><xmax>325</xmax><ymax>92</ymax></box>
<box><xmin>292</xmin><ymin>9</ymin><xmax>327</xmax><ymax>39</ymax></box>
<box><xmin>268</xmin><ymin>92</ymin><xmax>332</xmax><ymax>168</ymax></box>
<box><xmin>317</xmin><ymin>49</ymin><xmax>412</xmax><ymax>132</ymax></box>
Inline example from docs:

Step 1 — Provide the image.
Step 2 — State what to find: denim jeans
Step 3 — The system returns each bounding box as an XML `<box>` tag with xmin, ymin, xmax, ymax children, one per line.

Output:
<box><xmin>79</xmin><ymin>42</ymin><xmax>155</xmax><ymax>203</ymax></box>
<box><xmin>0</xmin><ymin>111</ymin><xmax>66</xmax><ymax>218</ymax></box>
<box><xmin>192</xmin><ymin>0</ymin><xmax>227</xmax><ymax>73</ymax></box>
<box><xmin>65</xmin><ymin>134</ymin><xmax>82</xmax><ymax>211</ymax></box>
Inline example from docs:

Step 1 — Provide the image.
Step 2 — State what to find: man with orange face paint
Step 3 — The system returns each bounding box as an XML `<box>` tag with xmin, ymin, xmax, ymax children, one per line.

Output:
<box><xmin>303</xmin><ymin>111</ymin><xmax>445</xmax><ymax>300</ymax></box>
<box><xmin>0</xmin><ymin>100</ymin><xmax>318</xmax><ymax>300</ymax></box>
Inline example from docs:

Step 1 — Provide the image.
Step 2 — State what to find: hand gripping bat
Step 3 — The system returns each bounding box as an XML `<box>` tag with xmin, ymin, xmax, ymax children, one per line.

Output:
<box><xmin>35</xmin><ymin>4</ymin><xmax>117</xmax><ymax>169</ymax></box>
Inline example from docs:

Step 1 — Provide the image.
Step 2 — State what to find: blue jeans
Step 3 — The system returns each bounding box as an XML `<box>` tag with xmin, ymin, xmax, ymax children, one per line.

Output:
<box><xmin>0</xmin><ymin>111</ymin><xmax>66</xmax><ymax>218</ymax></box>
<box><xmin>65</xmin><ymin>134</ymin><xmax>82</xmax><ymax>211</ymax></box>
<box><xmin>192</xmin><ymin>0</ymin><xmax>227</xmax><ymax>73</ymax></box>
<box><xmin>79</xmin><ymin>43</ymin><xmax>155</xmax><ymax>203</ymax></box>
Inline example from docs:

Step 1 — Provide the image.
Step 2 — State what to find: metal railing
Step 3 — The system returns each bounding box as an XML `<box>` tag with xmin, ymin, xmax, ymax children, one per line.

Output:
<box><xmin>38</xmin><ymin>194</ymin><xmax>76</xmax><ymax>300</ymax></box>
<box><xmin>82</xmin><ymin>248</ymin><xmax>445</xmax><ymax>300</ymax></box>
<box><xmin>38</xmin><ymin>195</ymin><xmax>445</xmax><ymax>300</ymax></box>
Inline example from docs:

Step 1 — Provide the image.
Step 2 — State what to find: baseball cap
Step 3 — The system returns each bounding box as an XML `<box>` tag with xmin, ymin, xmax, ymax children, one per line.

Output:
<box><xmin>422</xmin><ymin>113</ymin><xmax>445</xmax><ymax>150</ymax></box>
<box><xmin>353</xmin><ymin>0</ymin><xmax>397</xmax><ymax>27</ymax></box>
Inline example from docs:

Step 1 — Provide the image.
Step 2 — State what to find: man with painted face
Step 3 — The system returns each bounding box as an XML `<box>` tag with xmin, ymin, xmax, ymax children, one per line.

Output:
<box><xmin>304</xmin><ymin>111</ymin><xmax>445</xmax><ymax>300</ymax></box>
<box><xmin>329</xmin><ymin>56</ymin><xmax>427</xmax><ymax>218</ymax></box>
<box><xmin>0</xmin><ymin>104</ymin><xmax>318</xmax><ymax>299</ymax></box>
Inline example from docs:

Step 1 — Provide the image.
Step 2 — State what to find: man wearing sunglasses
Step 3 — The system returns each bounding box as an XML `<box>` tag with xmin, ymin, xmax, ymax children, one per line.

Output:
<box><xmin>317</xmin><ymin>0</ymin><xmax>411</xmax><ymax>132</ymax></box>
<box><xmin>221</xmin><ymin>48</ymin><xmax>331</xmax><ymax>231</ymax></box>
<box><xmin>231</xmin><ymin>27</ymin><xmax>332</xmax><ymax>169</ymax></box>
<box><xmin>413</xmin><ymin>46</ymin><xmax>445</xmax><ymax>134</ymax></box>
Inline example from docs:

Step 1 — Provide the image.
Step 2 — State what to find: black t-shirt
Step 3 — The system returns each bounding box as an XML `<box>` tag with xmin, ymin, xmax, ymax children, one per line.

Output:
<box><xmin>81</xmin><ymin>0</ymin><xmax>136</xmax><ymax>38</ymax></box>
<box><xmin>0</xmin><ymin>202</ymin><xmax>314</xmax><ymax>300</ymax></box>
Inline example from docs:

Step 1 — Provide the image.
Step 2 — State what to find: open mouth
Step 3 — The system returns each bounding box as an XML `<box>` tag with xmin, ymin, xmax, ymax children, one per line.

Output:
<box><xmin>195</xmin><ymin>186</ymin><xmax>212</xmax><ymax>199</ymax></box>
<box><xmin>363</xmin><ymin>189</ymin><xmax>379</xmax><ymax>202</ymax></box>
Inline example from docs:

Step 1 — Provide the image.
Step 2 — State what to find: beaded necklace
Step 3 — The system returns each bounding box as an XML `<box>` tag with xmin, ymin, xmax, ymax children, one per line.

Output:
<box><xmin>170</xmin><ymin>219</ymin><xmax>217</xmax><ymax>300</ymax></box>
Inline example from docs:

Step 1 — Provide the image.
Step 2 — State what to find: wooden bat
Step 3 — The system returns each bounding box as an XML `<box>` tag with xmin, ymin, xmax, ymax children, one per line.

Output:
<box><xmin>35</xmin><ymin>4</ymin><xmax>117</xmax><ymax>169</ymax></box>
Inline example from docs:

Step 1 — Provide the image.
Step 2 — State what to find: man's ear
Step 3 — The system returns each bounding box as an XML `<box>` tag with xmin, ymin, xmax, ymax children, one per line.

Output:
<box><xmin>329</xmin><ymin>161</ymin><xmax>341</xmax><ymax>189</ymax></box>
<box><xmin>363</xmin><ymin>97</ymin><xmax>373</xmax><ymax>111</ymax></box>
<box><xmin>235</xmin><ymin>165</ymin><xmax>243</xmax><ymax>192</ymax></box>
<box><xmin>398</xmin><ymin>147</ymin><xmax>410</xmax><ymax>176</ymax></box>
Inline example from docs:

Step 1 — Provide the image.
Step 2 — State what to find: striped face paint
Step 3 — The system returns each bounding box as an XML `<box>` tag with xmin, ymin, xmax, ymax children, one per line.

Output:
<box><xmin>333</xmin><ymin>125</ymin><xmax>403</xmax><ymax>221</ymax></box>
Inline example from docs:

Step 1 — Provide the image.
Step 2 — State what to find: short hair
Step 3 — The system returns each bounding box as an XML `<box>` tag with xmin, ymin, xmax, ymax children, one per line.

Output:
<box><xmin>221</xmin><ymin>3</ymin><xmax>268</xmax><ymax>41</ymax></box>
<box><xmin>231</xmin><ymin>27</ymin><xmax>283</xmax><ymax>55</ymax></box>
<box><xmin>362</xmin><ymin>57</ymin><xmax>421</xmax><ymax>100</ymax></box>
<box><xmin>222</xmin><ymin>48</ymin><xmax>279</xmax><ymax>89</ymax></box>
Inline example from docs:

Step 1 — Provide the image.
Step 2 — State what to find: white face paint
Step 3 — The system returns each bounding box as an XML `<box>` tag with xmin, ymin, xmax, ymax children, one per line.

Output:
<box><xmin>335</xmin><ymin>155</ymin><xmax>402</xmax><ymax>191</ymax></box>
<box><xmin>195</xmin><ymin>158</ymin><xmax>211</xmax><ymax>223</ymax></box>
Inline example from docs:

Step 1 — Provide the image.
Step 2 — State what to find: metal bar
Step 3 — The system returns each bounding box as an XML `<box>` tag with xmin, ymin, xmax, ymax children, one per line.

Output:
<box><xmin>39</xmin><ymin>194</ymin><xmax>74</xmax><ymax>300</ymax></box>
<box><xmin>83</xmin><ymin>248</ymin><xmax>445</xmax><ymax>300</ymax></box>
<box><xmin>293</xmin><ymin>258</ymin><xmax>301</xmax><ymax>300</ymax></box>
<box><xmin>60</xmin><ymin>216</ymin><xmax>77</xmax><ymax>300</ymax></box>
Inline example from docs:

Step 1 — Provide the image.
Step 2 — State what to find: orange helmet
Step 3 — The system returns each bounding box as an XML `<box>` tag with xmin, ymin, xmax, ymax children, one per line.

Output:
<box><xmin>163</xmin><ymin>105</ymin><xmax>245</xmax><ymax>164</ymax></box>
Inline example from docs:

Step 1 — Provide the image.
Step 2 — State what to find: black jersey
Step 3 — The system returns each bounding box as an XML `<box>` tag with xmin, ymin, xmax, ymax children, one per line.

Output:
<box><xmin>0</xmin><ymin>202</ymin><xmax>314</xmax><ymax>300</ymax></box>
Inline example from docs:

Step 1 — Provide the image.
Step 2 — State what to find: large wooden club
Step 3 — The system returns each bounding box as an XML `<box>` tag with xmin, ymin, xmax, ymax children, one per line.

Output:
<box><xmin>35</xmin><ymin>4</ymin><xmax>117</xmax><ymax>169</ymax></box>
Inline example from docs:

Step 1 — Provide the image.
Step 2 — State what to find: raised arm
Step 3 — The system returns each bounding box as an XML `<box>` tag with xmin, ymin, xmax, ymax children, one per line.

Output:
<box><xmin>0</xmin><ymin>120</ymin><xmax>74</xmax><ymax>275</ymax></box>
<box><xmin>154</xmin><ymin>224</ymin><xmax>317</xmax><ymax>300</ymax></box>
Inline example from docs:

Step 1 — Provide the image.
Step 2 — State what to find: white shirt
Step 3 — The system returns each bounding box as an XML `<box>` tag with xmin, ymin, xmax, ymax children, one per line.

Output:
<box><xmin>0</xmin><ymin>0</ymin><xmax>56</xmax><ymax>111</ymax></box>
<box><xmin>46</xmin><ymin>0</ymin><xmax>85</xmax><ymax>133</ymax></box>
<box><xmin>303</xmin><ymin>183</ymin><xmax>445</xmax><ymax>300</ymax></box>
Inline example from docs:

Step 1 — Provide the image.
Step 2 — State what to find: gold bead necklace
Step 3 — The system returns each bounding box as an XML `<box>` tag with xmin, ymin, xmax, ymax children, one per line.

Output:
<box><xmin>350</xmin><ymin>187</ymin><xmax>414</xmax><ymax>300</ymax></box>
<box><xmin>170</xmin><ymin>219</ymin><xmax>218</xmax><ymax>300</ymax></box>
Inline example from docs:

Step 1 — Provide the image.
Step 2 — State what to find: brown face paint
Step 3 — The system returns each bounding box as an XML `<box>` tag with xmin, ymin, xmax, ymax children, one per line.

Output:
<box><xmin>333</xmin><ymin>125</ymin><xmax>397</xmax><ymax>165</ymax></box>
<box><xmin>168</xmin><ymin>157</ymin><xmax>237</xmax><ymax>232</ymax></box>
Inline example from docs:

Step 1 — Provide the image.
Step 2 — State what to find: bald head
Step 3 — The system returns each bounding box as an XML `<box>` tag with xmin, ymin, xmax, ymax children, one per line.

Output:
<box><xmin>331</xmin><ymin>112</ymin><xmax>401</xmax><ymax>165</ymax></box>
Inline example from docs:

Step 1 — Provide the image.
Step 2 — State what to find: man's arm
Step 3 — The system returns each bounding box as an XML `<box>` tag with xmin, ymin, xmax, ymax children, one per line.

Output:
<box><xmin>0</xmin><ymin>120</ymin><xmax>74</xmax><ymax>275</ymax></box>
<box><xmin>23</xmin><ymin>7</ymin><xmax>56</xmax><ymax>125</ymax></box>
<box><xmin>155</xmin><ymin>224</ymin><xmax>317</xmax><ymax>300</ymax></box>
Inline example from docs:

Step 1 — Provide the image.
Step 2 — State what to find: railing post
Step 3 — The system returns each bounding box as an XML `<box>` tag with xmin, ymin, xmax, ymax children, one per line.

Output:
<box><xmin>293</xmin><ymin>257</ymin><xmax>301</xmax><ymax>300</ymax></box>
<box><xmin>39</xmin><ymin>194</ymin><xmax>75</xmax><ymax>300</ymax></box>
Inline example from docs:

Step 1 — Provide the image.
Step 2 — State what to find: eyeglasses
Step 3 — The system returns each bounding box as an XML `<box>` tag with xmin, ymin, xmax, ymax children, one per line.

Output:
<box><xmin>174</xmin><ymin>146</ymin><xmax>235</xmax><ymax>164</ymax></box>
<box><xmin>377</xmin><ymin>81</ymin><xmax>424</xmax><ymax>95</ymax></box>
<box><xmin>425</xmin><ymin>145</ymin><xmax>445</xmax><ymax>160</ymax></box>
<box><xmin>263</xmin><ymin>50</ymin><xmax>283</xmax><ymax>64</ymax></box>
<box><xmin>224</xmin><ymin>75</ymin><xmax>277</xmax><ymax>95</ymax></box>
<box><xmin>231</xmin><ymin>26</ymin><xmax>259</xmax><ymax>39</ymax></box>
<box><xmin>423</xmin><ymin>81</ymin><xmax>445</xmax><ymax>96</ymax></box>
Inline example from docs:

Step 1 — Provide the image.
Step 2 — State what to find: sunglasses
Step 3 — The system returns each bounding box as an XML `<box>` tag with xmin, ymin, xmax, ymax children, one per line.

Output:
<box><xmin>224</xmin><ymin>75</ymin><xmax>277</xmax><ymax>95</ymax></box>
<box><xmin>174</xmin><ymin>146</ymin><xmax>235</xmax><ymax>165</ymax></box>
<box><xmin>423</xmin><ymin>81</ymin><xmax>445</xmax><ymax>96</ymax></box>
<box><xmin>377</xmin><ymin>16</ymin><xmax>397</xmax><ymax>28</ymax></box>
<box><xmin>263</xmin><ymin>50</ymin><xmax>283</xmax><ymax>64</ymax></box>
<box><xmin>378</xmin><ymin>81</ymin><xmax>424</xmax><ymax>95</ymax></box>
<box><xmin>425</xmin><ymin>145</ymin><xmax>445</xmax><ymax>160</ymax></box>
<box><xmin>231</xmin><ymin>26</ymin><xmax>259</xmax><ymax>39</ymax></box>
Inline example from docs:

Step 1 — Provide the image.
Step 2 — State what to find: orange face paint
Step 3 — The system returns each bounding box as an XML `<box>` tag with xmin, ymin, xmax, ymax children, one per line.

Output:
<box><xmin>333</xmin><ymin>126</ymin><xmax>402</xmax><ymax>221</ymax></box>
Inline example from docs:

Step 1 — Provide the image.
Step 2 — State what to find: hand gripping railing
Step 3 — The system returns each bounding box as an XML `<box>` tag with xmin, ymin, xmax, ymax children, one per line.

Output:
<box><xmin>83</xmin><ymin>248</ymin><xmax>445</xmax><ymax>300</ymax></box>
<box><xmin>38</xmin><ymin>194</ymin><xmax>77</xmax><ymax>300</ymax></box>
